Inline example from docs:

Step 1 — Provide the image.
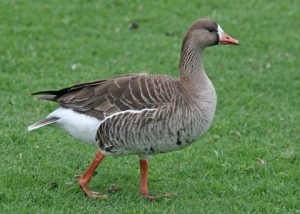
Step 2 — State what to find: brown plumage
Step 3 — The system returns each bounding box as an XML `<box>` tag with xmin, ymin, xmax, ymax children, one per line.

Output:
<box><xmin>33</xmin><ymin>74</ymin><xmax>181</xmax><ymax>120</ymax></box>
<box><xmin>28</xmin><ymin>18</ymin><xmax>239</xmax><ymax>199</ymax></box>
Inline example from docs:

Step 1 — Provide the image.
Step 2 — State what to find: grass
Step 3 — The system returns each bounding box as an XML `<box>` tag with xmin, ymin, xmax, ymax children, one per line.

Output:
<box><xmin>0</xmin><ymin>0</ymin><xmax>299</xmax><ymax>213</ymax></box>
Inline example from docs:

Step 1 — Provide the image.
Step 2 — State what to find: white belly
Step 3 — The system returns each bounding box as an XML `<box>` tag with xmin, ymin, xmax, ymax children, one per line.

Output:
<box><xmin>48</xmin><ymin>107</ymin><xmax>101</xmax><ymax>146</ymax></box>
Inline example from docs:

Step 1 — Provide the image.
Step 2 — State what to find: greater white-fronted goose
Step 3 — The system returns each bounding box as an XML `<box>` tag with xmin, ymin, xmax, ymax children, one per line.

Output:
<box><xmin>28</xmin><ymin>18</ymin><xmax>239</xmax><ymax>199</ymax></box>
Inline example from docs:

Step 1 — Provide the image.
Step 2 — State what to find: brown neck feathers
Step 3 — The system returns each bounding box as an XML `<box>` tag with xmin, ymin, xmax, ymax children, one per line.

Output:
<box><xmin>179</xmin><ymin>35</ymin><xmax>204</xmax><ymax>83</ymax></box>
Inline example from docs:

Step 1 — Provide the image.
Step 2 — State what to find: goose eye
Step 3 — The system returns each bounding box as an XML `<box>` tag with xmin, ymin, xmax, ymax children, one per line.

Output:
<box><xmin>207</xmin><ymin>28</ymin><xmax>214</xmax><ymax>33</ymax></box>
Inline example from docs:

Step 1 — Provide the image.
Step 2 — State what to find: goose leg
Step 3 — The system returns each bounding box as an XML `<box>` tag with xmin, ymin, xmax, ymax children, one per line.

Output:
<box><xmin>139</xmin><ymin>159</ymin><xmax>175</xmax><ymax>200</ymax></box>
<box><xmin>76</xmin><ymin>150</ymin><xmax>107</xmax><ymax>198</ymax></box>
<box><xmin>139</xmin><ymin>159</ymin><xmax>154</xmax><ymax>200</ymax></box>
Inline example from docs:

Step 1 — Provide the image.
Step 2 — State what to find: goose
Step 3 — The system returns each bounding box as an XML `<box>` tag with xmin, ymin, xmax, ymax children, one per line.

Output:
<box><xmin>28</xmin><ymin>18</ymin><xmax>239</xmax><ymax>199</ymax></box>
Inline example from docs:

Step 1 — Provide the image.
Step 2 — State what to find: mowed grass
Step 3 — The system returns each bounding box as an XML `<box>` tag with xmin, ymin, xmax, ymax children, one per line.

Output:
<box><xmin>0</xmin><ymin>0</ymin><xmax>299</xmax><ymax>213</ymax></box>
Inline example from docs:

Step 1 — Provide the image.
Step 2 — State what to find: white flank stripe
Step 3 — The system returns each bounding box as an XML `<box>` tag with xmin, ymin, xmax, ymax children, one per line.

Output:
<box><xmin>98</xmin><ymin>108</ymin><xmax>157</xmax><ymax>126</ymax></box>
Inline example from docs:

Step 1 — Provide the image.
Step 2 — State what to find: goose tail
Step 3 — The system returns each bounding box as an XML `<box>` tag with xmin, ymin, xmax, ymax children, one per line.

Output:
<box><xmin>27</xmin><ymin>117</ymin><xmax>59</xmax><ymax>131</ymax></box>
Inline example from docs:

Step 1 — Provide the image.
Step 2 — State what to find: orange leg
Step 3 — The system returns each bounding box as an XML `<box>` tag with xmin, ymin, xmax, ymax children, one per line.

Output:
<box><xmin>139</xmin><ymin>159</ymin><xmax>155</xmax><ymax>200</ymax></box>
<box><xmin>76</xmin><ymin>151</ymin><xmax>107</xmax><ymax>198</ymax></box>
<box><xmin>139</xmin><ymin>159</ymin><xmax>176</xmax><ymax>200</ymax></box>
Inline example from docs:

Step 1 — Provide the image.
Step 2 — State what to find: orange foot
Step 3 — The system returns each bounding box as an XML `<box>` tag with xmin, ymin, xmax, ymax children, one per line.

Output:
<box><xmin>76</xmin><ymin>175</ymin><xmax>108</xmax><ymax>199</ymax></box>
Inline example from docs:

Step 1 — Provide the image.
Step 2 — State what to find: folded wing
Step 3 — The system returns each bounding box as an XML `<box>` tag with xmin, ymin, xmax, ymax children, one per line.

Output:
<box><xmin>33</xmin><ymin>73</ymin><xmax>182</xmax><ymax>120</ymax></box>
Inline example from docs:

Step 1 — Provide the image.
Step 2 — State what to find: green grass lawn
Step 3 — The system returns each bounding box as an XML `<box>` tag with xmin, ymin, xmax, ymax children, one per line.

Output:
<box><xmin>1</xmin><ymin>0</ymin><xmax>299</xmax><ymax>213</ymax></box>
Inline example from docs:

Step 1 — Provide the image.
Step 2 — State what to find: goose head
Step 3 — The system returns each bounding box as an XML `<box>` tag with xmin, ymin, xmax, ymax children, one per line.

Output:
<box><xmin>184</xmin><ymin>19</ymin><xmax>239</xmax><ymax>49</ymax></box>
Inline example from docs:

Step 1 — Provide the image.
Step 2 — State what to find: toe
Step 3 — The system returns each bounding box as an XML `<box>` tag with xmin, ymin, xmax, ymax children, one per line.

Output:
<box><xmin>91</xmin><ymin>191</ymin><xmax>108</xmax><ymax>199</ymax></box>
<box><xmin>143</xmin><ymin>194</ymin><xmax>156</xmax><ymax>200</ymax></box>
<box><xmin>158</xmin><ymin>193</ymin><xmax>176</xmax><ymax>198</ymax></box>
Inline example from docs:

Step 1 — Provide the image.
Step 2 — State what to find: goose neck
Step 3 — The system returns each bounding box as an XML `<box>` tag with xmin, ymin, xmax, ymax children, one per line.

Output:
<box><xmin>179</xmin><ymin>39</ymin><xmax>205</xmax><ymax>84</ymax></box>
